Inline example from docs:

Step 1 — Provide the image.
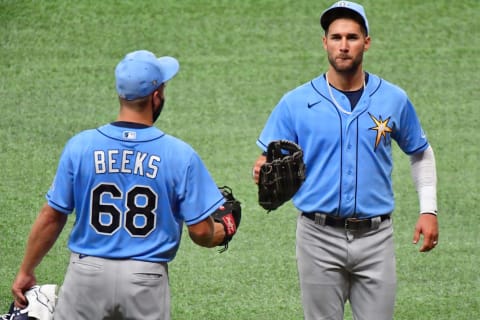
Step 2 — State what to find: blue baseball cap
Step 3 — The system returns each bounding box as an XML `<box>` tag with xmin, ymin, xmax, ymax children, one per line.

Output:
<box><xmin>320</xmin><ymin>1</ymin><xmax>369</xmax><ymax>35</ymax></box>
<box><xmin>115</xmin><ymin>50</ymin><xmax>179</xmax><ymax>100</ymax></box>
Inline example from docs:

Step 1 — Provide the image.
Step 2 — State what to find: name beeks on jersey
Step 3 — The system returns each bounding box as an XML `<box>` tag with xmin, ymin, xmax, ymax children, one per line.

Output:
<box><xmin>93</xmin><ymin>149</ymin><xmax>160</xmax><ymax>179</ymax></box>
<box><xmin>87</xmin><ymin>149</ymin><xmax>162</xmax><ymax>238</ymax></box>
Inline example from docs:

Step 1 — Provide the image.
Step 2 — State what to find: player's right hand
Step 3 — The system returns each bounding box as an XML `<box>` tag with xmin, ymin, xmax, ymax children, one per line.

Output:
<box><xmin>11</xmin><ymin>271</ymin><xmax>36</xmax><ymax>308</ymax></box>
<box><xmin>252</xmin><ymin>155</ymin><xmax>266</xmax><ymax>184</ymax></box>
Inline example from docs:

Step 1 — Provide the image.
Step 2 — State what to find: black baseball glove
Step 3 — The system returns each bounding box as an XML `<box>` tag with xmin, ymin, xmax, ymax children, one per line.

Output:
<box><xmin>211</xmin><ymin>186</ymin><xmax>242</xmax><ymax>252</ymax></box>
<box><xmin>258</xmin><ymin>140</ymin><xmax>306</xmax><ymax>211</ymax></box>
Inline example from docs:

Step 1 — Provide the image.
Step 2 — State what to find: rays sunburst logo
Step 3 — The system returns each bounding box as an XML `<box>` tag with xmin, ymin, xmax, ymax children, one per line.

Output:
<box><xmin>368</xmin><ymin>113</ymin><xmax>392</xmax><ymax>149</ymax></box>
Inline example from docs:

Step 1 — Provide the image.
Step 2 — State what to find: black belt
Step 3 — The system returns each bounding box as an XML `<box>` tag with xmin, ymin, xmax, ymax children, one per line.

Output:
<box><xmin>302</xmin><ymin>212</ymin><xmax>390</xmax><ymax>231</ymax></box>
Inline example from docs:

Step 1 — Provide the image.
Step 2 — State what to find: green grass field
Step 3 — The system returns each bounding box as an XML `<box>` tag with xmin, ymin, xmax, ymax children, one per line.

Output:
<box><xmin>1</xmin><ymin>0</ymin><xmax>479</xmax><ymax>319</ymax></box>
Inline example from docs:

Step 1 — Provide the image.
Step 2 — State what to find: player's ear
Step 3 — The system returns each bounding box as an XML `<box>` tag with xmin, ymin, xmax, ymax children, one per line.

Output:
<box><xmin>364</xmin><ymin>35</ymin><xmax>371</xmax><ymax>51</ymax></box>
<box><xmin>154</xmin><ymin>84</ymin><xmax>165</xmax><ymax>99</ymax></box>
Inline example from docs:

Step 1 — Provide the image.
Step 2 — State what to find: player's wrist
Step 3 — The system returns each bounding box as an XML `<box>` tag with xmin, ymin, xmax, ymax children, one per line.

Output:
<box><xmin>420</xmin><ymin>211</ymin><xmax>437</xmax><ymax>216</ymax></box>
<box><xmin>213</xmin><ymin>221</ymin><xmax>229</xmax><ymax>246</ymax></box>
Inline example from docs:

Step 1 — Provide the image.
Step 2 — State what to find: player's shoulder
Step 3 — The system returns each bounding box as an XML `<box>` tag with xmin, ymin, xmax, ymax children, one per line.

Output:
<box><xmin>369</xmin><ymin>73</ymin><xmax>408</xmax><ymax>98</ymax></box>
<box><xmin>155</xmin><ymin>132</ymin><xmax>204</xmax><ymax>163</ymax></box>
<box><xmin>287</xmin><ymin>77</ymin><xmax>319</xmax><ymax>95</ymax></box>
<box><xmin>65</xmin><ymin>128</ymin><xmax>98</xmax><ymax>146</ymax></box>
<box><xmin>279</xmin><ymin>75</ymin><xmax>324</xmax><ymax>107</ymax></box>
<box><xmin>162</xmin><ymin>133</ymin><xmax>196</xmax><ymax>152</ymax></box>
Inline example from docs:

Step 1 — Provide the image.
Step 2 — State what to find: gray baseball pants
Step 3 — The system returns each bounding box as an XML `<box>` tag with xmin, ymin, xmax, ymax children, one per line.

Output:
<box><xmin>54</xmin><ymin>253</ymin><xmax>170</xmax><ymax>320</ymax></box>
<box><xmin>296</xmin><ymin>214</ymin><xmax>396</xmax><ymax>320</ymax></box>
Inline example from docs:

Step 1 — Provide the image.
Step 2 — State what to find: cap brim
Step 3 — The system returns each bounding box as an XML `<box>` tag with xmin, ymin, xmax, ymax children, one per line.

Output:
<box><xmin>157</xmin><ymin>56</ymin><xmax>179</xmax><ymax>83</ymax></box>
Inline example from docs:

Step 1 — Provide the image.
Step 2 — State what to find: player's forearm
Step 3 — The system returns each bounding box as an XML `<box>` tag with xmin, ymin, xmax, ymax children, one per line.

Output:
<box><xmin>210</xmin><ymin>222</ymin><xmax>228</xmax><ymax>247</ymax></box>
<box><xmin>188</xmin><ymin>217</ymin><xmax>226</xmax><ymax>248</ymax></box>
<box><xmin>410</xmin><ymin>146</ymin><xmax>438</xmax><ymax>215</ymax></box>
<box><xmin>19</xmin><ymin>204</ymin><xmax>67</xmax><ymax>274</ymax></box>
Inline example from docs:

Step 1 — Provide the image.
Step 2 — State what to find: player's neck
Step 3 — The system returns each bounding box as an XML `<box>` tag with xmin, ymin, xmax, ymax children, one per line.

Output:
<box><xmin>117</xmin><ymin>108</ymin><xmax>153</xmax><ymax>126</ymax></box>
<box><xmin>326</xmin><ymin>70</ymin><xmax>365</xmax><ymax>92</ymax></box>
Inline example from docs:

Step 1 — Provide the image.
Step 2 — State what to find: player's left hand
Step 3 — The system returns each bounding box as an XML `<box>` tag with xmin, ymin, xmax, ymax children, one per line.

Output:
<box><xmin>413</xmin><ymin>213</ymin><xmax>439</xmax><ymax>252</ymax></box>
<box><xmin>211</xmin><ymin>186</ymin><xmax>241</xmax><ymax>252</ymax></box>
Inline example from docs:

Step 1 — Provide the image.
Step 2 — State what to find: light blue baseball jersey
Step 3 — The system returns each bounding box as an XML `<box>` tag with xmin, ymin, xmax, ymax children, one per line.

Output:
<box><xmin>257</xmin><ymin>73</ymin><xmax>429</xmax><ymax>218</ymax></box>
<box><xmin>47</xmin><ymin>122</ymin><xmax>224</xmax><ymax>262</ymax></box>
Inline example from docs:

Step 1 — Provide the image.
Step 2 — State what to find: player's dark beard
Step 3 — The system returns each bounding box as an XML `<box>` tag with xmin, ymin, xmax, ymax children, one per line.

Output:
<box><xmin>328</xmin><ymin>53</ymin><xmax>363</xmax><ymax>75</ymax></box>
<box><xmin>152</xmin><ymin>98</ymin><xmax>165</xmax><ymax>123</ymax></box>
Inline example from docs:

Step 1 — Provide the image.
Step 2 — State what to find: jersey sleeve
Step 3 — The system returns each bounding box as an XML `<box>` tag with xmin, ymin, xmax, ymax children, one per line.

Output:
<box><xmin>257</xmin><ymin>95</ymin><xmax>297</xmax><ymax>151</ymax></box>
<box><xmin>178</xmin><ymin>152</ymin><xmax>224</xmax><ymax>226</ymax></box>
<box><xmin>393</xmin><ymin>98</ymin><xmax>429</xmax><ymax>155</ymax></box>
<box><xmin>46</xmin><ymin>139</ymin><xmax>75</xmax><ymax>214</ymax></box>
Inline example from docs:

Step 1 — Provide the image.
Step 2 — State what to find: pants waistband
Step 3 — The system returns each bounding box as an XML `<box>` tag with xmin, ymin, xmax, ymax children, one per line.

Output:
<box><xmin>301</xmin><ymin>212</ymin><xmax>390</xmax><ymax>231</ymax></box>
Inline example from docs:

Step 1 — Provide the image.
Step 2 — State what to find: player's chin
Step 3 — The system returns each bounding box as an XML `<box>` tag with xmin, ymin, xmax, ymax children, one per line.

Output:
<box><xmin>333</xmin><ymin>61</ymin><xmax>358</xmax><ymax>74</ymax></box>
<box><xmin>334</xmin><ymin>59</ymin><xmax>353</xmax><ymax>67</ymax></box>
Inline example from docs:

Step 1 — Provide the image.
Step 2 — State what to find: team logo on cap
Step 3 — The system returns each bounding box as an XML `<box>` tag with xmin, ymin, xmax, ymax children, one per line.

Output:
<box><xmin>369</xmin><ymin>113</ymin><xmax>392</xmax><ymax>149</ymax></box>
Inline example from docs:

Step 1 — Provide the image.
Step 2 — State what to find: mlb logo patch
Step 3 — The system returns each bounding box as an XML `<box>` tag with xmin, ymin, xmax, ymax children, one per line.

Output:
<box><xmin>123</xmin><ymin>131</ymin><xmax>137</xmax><ymax>140</ymax></box>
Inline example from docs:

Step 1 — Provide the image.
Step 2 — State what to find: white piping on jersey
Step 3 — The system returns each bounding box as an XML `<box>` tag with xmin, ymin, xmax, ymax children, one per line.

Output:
<box><xmin>325</xmin><ymin>73</ymin><xmax>365</xmax><ymax>115</ymax></box>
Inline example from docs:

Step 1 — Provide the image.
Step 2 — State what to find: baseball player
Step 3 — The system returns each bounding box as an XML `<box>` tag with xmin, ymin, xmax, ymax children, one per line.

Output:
<box><xmin>11</xmin><ymin>50</ymin><xmax>234</xmax><ymax>320</ymax></box>
<box><xmin>252</xmin><ymin>2</ymin><xmax>439</xmax><ymax>319</ymax></box>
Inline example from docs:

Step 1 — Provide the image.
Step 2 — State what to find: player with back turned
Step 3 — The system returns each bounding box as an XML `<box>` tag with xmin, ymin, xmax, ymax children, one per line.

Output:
<box><xmin>253</xmin><ymin>1</ymin><xmax>439</xmax><ymax>319</ymax></box>
<box><xmin>10</xmin><ymin>50</ymin><xmax>240</xmax><ymax>320</ymax></box>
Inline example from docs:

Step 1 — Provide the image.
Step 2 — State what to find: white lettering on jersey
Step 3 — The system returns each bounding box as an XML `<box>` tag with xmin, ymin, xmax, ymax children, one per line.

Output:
<box><xmin>93</xmin><ymin>150</ymin><xmax>160</xmax><ymax>179</ymax></box>
<box><xmin>94</xmin><ymin>151</ymin><xmax>106</xmax><ymax>173</ymax></box>
<box><xmin>121</xmin><ymin>150</ymin><xmax>133</xmax><ymax>174</ymax></box>
<box><xmin>133</xmin><ymin>152</ymin><xmax>148</xmax><ymax>176</ymax></box>
<box><xmin>146</xmin><ymin>155</ymin><xmax>160</xmax><ymax>178</ymax></box>
<box><xmin>108</xmin><ymin>150</ymin><xmax>119</xmax><ymax>173</ymax></box>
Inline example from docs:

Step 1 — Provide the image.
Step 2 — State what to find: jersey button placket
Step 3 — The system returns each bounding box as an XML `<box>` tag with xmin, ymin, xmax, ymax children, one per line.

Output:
<box><xmin>341</xmin><ymin>120</ymin><xmax>358</xmax><ymax>216</ymax></box>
